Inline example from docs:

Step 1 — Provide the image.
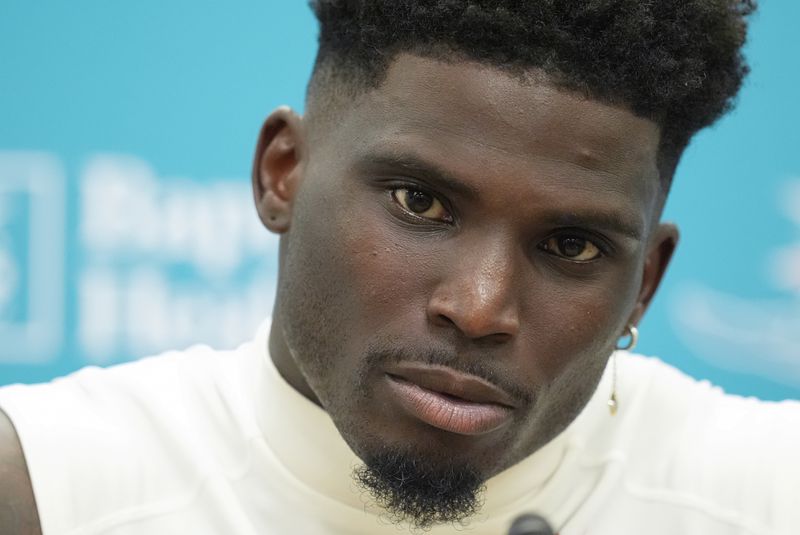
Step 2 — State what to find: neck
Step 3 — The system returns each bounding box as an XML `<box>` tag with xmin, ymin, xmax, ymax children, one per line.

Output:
<box><xmin>268</xmin><ymin>307</ymin><xmax>322</xmax><ymax>406</ymax></box>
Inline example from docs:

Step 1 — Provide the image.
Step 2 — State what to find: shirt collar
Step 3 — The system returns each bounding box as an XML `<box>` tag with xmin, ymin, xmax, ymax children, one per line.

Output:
<box><xmin>251</xmin><ymin>321</ymin><xmax>579</xmax><ymax>518</ymax></box>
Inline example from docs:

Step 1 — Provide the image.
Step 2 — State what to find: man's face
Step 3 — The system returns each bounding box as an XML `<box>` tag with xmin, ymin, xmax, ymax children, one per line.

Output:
<box><xmin>256</xmin><ymin>54</ymin><xmax>674</xmax><ymax>526</ymax></box>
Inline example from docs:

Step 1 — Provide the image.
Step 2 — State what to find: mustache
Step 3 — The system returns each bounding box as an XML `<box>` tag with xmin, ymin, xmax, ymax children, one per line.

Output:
<box><xmin>364</xmin><ymin>343</ymin><xmax>534</xmax><ymax>406</ymax></box>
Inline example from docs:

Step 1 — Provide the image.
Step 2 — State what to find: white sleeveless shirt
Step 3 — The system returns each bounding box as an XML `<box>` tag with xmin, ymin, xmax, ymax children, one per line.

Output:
<box><xmin>1</xmin><ymin>322</ymin><xmax>798</xmax><ymax>534</ymax></box>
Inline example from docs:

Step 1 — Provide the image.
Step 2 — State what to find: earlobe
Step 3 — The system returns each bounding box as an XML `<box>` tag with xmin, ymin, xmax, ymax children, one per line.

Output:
<box><xmin>630</xmin><ymin>223</ymin><xmax>679</xmax><ymax>325</ymax></box>
<box><xmin>252</xmin><ymin>106</ymin><xmax>305</xmax><ymax>234</ymax></box>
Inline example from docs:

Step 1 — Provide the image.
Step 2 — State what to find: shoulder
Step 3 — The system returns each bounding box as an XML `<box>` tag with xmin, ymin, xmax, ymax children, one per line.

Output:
<box><xmin>616</xmin><ymin>353</ymin><xmax>800</xmax><ymax>532</ymax></box>
<box><xmin>0</xmin><ymin>407</ymin><xmax>41</xmax><ymax>535</ymax></box>
<box><xmin>1</xmin><ymin>340</ymin><xmax>260</xmax><ymax>431</ymax></box>
<box><xmin>0</xmin><ymin>339</ymin><xmax>263</xmax><ymax>534</ymax></box>
<box><xmin>620</xmin><ymin>353</ymin><xmax>800</xmax><ymax>460</ymax></box>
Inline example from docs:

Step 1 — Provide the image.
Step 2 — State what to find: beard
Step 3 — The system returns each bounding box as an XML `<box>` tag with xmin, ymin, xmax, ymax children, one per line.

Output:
<box><xmin>353</xmin><ymin>446</ymin><xmax>486</xmax><ymax>531</ymax></box>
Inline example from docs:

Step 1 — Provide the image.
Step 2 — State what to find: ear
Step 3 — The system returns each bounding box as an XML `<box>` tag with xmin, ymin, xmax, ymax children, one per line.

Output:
<box><xmin>252</xmin><ymin>106</ymin><xmax>305</xmax><ymax>233</ymax></box>
<box><xmin>629</xmin><ymin>222</ymin><xmax>679</xmax><ymax>326</ymax></box>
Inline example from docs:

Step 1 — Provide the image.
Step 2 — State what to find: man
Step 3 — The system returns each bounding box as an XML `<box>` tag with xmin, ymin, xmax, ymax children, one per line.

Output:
<box><xmin>1</xmin><ymin>1</ymin><xmax>797</xmax><ymax>534</ymax></box>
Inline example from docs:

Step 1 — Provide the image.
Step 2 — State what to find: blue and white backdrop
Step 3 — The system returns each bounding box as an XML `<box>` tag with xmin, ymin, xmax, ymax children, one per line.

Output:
<box><xmin>1</xmin><ymin>2</ymin><xmax>798</xmax><ymax>400</ymax></box>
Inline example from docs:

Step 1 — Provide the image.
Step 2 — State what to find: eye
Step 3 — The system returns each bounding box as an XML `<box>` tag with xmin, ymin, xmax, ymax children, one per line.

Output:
<box><xmin>391</xmin><ymin>188</ymin><xmax>452</xmax><ymax>223</ymax></box>
<box><xmin>540</xmin><ymin>235</ymin><xmax>602</xmax><ymax>262</ymax></box>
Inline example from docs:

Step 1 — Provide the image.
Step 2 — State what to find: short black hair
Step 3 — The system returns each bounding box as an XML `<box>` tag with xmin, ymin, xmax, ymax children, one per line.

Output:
<box><xmin>308</xmin><ymin>0</ymin><xmax>756</xmax><ymax>190</ymax></box>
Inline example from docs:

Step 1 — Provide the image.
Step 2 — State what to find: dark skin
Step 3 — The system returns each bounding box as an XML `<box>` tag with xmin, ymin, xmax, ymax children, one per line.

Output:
<box><xmin>255</xmin><ymin>54</ymin><xmax>677</xmax><ymax>479</ymax></box>
<box><xmin>0</xmin><ymin>54</ymin><xmax>677</xmax><ymax>529</ymax></box>
<box><xmin>0</xmin><ymin>408</ymin><xmax>41</xmax><ymax>535</ymax></box>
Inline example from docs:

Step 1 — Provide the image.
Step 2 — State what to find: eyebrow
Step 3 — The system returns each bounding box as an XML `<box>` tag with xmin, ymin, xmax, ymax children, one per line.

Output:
<box><xmin>353</xmin><ymin>151</ymin><xmax>481</xmax><ymax>199</ymax></box>
<box><xmin>355</xmin><ymin>150</ymin><xmax>644</xmax><ymax>241</ymax></box>
<box><xmin>551</xmin><ymin>211</ymin><xmax>644</xmax><ymax>241</ymax></box>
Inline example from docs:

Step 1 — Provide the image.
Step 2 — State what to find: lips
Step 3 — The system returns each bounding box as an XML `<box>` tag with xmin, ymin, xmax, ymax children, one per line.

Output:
<box><xmin>384</xmin><ymin>363</ymin><xmax>515</xmax><ymax>436</ymax></box>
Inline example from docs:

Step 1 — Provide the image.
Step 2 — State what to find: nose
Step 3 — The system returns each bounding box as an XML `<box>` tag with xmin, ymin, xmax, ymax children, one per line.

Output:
<box><xmin>426</xmin><ymin>238</ymin><xmax>520</xmax><ymax>342</ymax></box>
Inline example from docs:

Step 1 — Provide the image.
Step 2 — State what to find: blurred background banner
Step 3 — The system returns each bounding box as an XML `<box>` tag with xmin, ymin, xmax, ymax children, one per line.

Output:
<box><xmin>1</xmin><ymin>1</ymin><xmax>798</xmax><ymax>399</ymax></box>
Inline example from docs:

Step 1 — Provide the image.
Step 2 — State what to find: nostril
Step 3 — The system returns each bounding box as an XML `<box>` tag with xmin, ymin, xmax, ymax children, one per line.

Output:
<box><xmin>427</xmin><ymin>286</ymin><xmax>519</xmax><ymax>340</ymax></box>
<box><xmin>437</xmin><ymin>313</ymin><xmax>457</xmax><ymax>328</ymax></box>
<box><xmin>486</xmin><ymin>331</ymin><xmax>513</xmax><ymax>345</ymax></box>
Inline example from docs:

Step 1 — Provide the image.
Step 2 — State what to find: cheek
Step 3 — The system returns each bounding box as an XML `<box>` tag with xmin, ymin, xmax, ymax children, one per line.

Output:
<box><xmin>290</xmin><ymin>184</ymin><xmax>433</xmax><ymax>336</ymax></box>
<box><xmin>337</xmin><ymin>217</ymin><xmax>437</xmax><ymax>334</ymax></box>
<box><xmin>520</xmin><ymin>267</ymin><xmax>642</xmax><ymax>381</ymax></box>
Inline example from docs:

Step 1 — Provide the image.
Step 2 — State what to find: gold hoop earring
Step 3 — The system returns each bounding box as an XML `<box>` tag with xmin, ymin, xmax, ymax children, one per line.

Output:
<box><xmin>609</xmin><ymin>324</ymin><xmax>638</xmax><ymax>416</ymax></box>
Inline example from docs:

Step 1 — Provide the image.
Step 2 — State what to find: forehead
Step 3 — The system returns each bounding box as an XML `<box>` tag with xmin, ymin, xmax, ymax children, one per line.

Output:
<box><xmin>311</xmin><ymin>54</ymin><xmax>663</xmax><ymax>224</ymax></box>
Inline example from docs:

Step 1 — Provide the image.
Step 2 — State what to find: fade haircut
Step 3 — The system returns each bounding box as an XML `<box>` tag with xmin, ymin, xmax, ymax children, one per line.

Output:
<box><xmin>307</xmin><ymin>0</ymin><xmax>756</xmax><ymax>191</ymax></box>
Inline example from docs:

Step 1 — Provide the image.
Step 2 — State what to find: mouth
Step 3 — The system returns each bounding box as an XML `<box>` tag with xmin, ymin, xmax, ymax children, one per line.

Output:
<box><xmin>384</xmin><ymin>363</ymin><xmax>516</xmax><ymax>436</ymax></box>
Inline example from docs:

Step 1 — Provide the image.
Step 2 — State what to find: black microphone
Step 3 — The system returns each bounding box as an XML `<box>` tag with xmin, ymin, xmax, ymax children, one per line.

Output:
<box><xmin>507</xmin><ymin>513</ymin><xmax>555</xmax><ymax>535</ymax></box>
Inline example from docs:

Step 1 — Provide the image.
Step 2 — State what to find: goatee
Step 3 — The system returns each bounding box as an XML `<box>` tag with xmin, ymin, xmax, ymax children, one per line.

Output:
<box><xmin>353</xmin><ymin>448</ymin><xmax>486</xmax><ymax>531</ymax></box>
